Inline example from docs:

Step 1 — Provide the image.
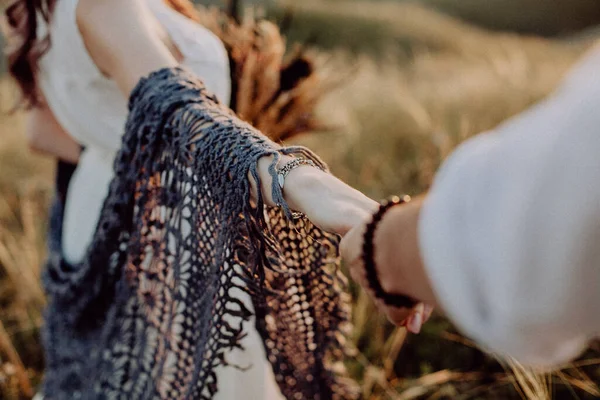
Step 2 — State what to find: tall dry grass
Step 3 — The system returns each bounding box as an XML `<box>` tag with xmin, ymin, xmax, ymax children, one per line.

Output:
<box><xmin>1</xmin><ymin>2</ymin><xmax>600</xmax><ymax>399</ymax></box>
<box><xmin>287</xmin><ymin>4</ymin><xmax>600</xmax><ymax>398</ymax></box>
<box><xmin>0</xmin><ymin>81</ymin><xmax>51</xmax><ymax>399</ymax></box>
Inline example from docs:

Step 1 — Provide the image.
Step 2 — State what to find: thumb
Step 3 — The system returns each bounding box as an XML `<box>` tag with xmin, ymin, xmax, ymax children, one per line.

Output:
<box><xmin>339</xmin><ymin>223</ymin><xmax>363</xmax><ymax>263</ymax></box>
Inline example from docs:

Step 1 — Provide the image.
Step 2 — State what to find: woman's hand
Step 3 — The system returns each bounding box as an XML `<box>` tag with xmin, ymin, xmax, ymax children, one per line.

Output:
<box><xmin>285</xmin><ymin>167</ymin><xmax>380</xmax><ymax>235</ymax></box>
<box><xmin>340</xmin><ymin>197</ymin><xmax>436</xmax><ymax>333</ymax></box>
<box><xmin>274</xmin><ymin>159</ymin><xmax>379</xmax><ymax>235</ymax></box>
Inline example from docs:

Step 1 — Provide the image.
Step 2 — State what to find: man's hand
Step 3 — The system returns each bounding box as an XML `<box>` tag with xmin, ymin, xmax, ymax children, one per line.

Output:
<box><xmin>340</xmin><ymin>197</ymin><xmax>435</xmax><ymax>332</ymax></box>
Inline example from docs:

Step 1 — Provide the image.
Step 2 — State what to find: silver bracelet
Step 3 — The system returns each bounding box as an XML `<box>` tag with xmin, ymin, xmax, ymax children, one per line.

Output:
<box><xmin>276</xmin><ymin>158</ymin><xmax>321</xmax><ymax>219</ymax></box>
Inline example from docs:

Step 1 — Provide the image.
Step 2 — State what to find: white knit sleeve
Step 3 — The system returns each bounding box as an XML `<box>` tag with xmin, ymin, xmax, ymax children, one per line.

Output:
<box><xmin>418</xmin><ymin>48</ymin><xmax>600</xmax><ymax>369</ymax></box>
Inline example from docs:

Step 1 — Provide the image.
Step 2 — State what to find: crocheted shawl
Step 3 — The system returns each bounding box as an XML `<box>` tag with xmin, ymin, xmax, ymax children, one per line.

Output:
<box><xmin>41</xmin><ymin>67</ymin><xmax>358</xmax><ymax>399</ymax></box>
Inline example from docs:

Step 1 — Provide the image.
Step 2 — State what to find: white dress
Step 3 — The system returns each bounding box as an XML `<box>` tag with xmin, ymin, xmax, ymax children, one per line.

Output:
<box><xmin>38</xmin><ymin>0</ymin><xmax>284</xmax><ymax>398</ymax></box>
<box><xmin>419</xmin><ymin>44</ymin><xmax>600</xmax><ymax>369</ymax></box>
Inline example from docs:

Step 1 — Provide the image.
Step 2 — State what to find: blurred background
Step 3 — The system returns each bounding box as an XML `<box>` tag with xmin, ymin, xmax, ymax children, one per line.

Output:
<box><xmin>1</xmin><ymin>0</ymin><xmax>600</xmax><ymax>398</ymax></box>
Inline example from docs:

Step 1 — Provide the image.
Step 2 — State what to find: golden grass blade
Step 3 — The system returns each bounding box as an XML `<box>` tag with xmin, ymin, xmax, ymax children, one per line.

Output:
<box><xmin>192</xmin><ymin>6</ymin><xmax>327</xmax><ymax>141</ymax></box>
<box><xmin>19</xmin><ymin>192</ymin><xmax>44</xmax><ymax>279</ymax></box>
<box><xmin>0</xmin><ymin>227</ymin><xmax>46</xmax><ymax>310</ymax></box>
<box><xmin>504</xmin><ymin>358</ymin><xmax>550</xmax><ymax>400</ymax></box>
<box><xmin>269</xmin><ymin>76</ymin><xmax>322</xmax><ymax>140</ymax></box>
<box><xmin>0</xmin><ymin>363</ymin><xmax>21</xmax><ymax>400</ymax></box>
<box><xmin>554</xmin><ymin>370</ymin><xmax>600</xmax><ymax>397</ymax></box>
<box><xmin>251</xmin><ymin>22</ymin><xmax>286</xmax><ymax>116</ymax></box>
<box><xmin>383</xmin><ymin>328</ymin><xmax>407</xmax><ymax>378</ymax></box>
<box><xmin>255</xmin><ymin>91</ymin><xmax>292</xmax><ymax>135</ymax></box>
<box><xmin>351</xmin><ymin>291</ymin><xmax>372</xmax><ymax>340</ymax></box>
<box><xmin>0</xmin><ymin>320</ymin><xmax>33</xmax><ymax>398</ymax></box>
<box><xmin>236</xmin><ymin>48</ymin><xmax>259</xmax><ymax>120</ymax></box>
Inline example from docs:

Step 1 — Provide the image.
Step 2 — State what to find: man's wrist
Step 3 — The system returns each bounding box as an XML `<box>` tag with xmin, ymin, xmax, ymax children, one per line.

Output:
<box><xmin>373</xmin><ymin>197</ymin><xmax>438</xmax><ymax>307</ymax></box>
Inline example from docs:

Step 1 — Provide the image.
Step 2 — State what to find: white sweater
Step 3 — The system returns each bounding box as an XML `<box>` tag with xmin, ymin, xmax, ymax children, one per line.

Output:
<box><xmin>419</xmin><ymin>44</ymin><xmax>600</xmax><ymax>369</ymax></box>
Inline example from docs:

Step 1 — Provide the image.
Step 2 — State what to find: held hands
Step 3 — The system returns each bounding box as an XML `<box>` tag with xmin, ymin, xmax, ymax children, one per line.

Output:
<box><xmin>340</xmin><ymin>197</ymin><xmax>435</xmax><ymax>334</ymax></box>
<box><xmin>257</xmin><ymin>155</ymin><xmax>434</xmax><ymax>333</ymax></box>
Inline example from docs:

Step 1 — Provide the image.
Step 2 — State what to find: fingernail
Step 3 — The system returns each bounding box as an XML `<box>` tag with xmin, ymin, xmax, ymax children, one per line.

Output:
<box><xmin>408</xmin><ymin>313</ymin><xmax>422</xmax><ymax>334</ymax></box>
<box><xmin>415</xmin><ymin>303</ymin><xmax>425</xmax><ymax>314</ymax></box>
<box><xmin>423</xmin><ymin>305</ymin><xmax>434</xmax><ymax>321</ymax></box>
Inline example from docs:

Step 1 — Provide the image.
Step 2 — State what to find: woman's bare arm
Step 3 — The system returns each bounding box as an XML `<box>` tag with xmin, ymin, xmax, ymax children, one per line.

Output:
<box><xmin>76</xmin><ymin>0</ymin><xmax>378</xmax><ymax>235</ymax></box>
<box><xmin>25</xmin><ymin>103</ymin><xmax>81</xmax><ymax>164</ymax></box>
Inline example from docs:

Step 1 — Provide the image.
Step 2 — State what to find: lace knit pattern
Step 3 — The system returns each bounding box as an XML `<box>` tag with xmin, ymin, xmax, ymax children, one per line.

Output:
<box><xmin>41</xmin><ymin>67</ymin><xmax>359</xmax><ymax>399</ymax></box>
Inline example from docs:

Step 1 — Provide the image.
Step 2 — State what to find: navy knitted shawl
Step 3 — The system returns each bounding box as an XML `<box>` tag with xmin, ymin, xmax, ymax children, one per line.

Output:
<box><xmin>41</xmin><ymin>67</ymin><xmax>358</xmax><ymax>399</ymax></box>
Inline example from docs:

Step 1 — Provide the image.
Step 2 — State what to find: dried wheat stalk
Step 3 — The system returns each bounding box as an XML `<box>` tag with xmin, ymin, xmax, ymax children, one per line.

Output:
<box><xmin>185</xmin><ymin>5</ymin><xmax>333</xmax><ymax>142</ymax></box>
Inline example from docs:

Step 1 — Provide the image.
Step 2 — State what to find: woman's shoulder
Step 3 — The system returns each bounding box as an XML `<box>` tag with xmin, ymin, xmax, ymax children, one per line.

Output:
<box><xmin>46</xmin><ymin>0</ymin><xmax>143</xmax><ymax>62</ymax></box>
<box><xmin>41</xmin><ymin>0</ymin><xmax>107</xmax><ymax>80</ymax></box>
<box><xmin>54</xmin><ymin>0</ymin><xmax>141</xmax><ymax>27</ymax></box>
<box><xmin>75</xmin><ymin>0</ymin><xmax>144</xmax><ymax>18</ymax></box>
<box><xmin>75</xmin><ymin>0</ymin><xmax>150</xmax><ymax>38</ymax></box>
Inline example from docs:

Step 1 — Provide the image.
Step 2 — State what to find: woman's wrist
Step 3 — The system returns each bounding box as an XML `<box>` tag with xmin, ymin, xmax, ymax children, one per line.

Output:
<box><xmin>253</xmin><ymin>154</ymin><xmax>292</xmax><ymax>206</ymax></box>
<box><xmin>282</xmin><ymin>165</ymin><xmax>327</xmax><ymax>211</ymax></box>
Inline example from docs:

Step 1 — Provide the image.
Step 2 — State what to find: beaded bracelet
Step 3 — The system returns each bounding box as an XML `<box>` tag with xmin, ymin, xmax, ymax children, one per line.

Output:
<box><xmin>276</xmin><ymin>158</ymin><xmax>320</xmax><ymax>191</ymax></box>
<box><xmin>362</xmin><ymin>195</ymin><xmax>419</xmax><ymax>309</ymax></box>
